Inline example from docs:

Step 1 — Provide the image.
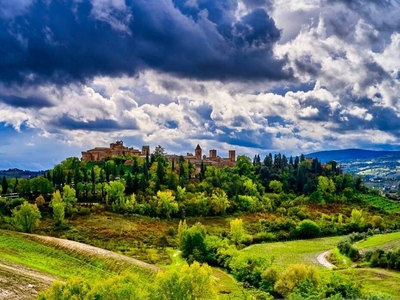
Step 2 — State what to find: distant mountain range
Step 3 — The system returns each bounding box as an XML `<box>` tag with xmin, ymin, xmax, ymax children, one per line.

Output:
<box><xmin>0</xmin><ymin>168</ymin><xmax>46</xmax><ymax>179</ymax></box>
<box><xmin>306</xmin><ymin>149</ymin><xmax>400</xmax><ymax>162</ymax></box>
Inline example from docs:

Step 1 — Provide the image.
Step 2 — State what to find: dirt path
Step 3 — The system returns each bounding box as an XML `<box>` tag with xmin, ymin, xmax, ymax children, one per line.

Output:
<box><xmin>316</xmin><ymin>250</ymin><xmax>336</xmax><ymax>268</ymax></box>
<box><xmin>0</xmin><ymin>260</ymin><xmax>58</xmax><ymax>300</ymax></box>
<box><xmin>26</xmin><ymin>233</ymin><xmax>160</xmax><ymax>272</ymax></box>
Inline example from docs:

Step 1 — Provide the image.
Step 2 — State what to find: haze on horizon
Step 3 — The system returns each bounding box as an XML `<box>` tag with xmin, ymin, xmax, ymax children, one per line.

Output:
<box><xmin>0</xmin><ymin>0</ymin><xmax>399</xmax><ymax>170</ymax></box>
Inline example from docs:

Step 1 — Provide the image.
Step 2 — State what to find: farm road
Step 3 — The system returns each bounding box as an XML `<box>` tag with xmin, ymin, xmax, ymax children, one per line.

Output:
<box><xmin>317</xmin><ymin>250</ymin><xmax>336</xmax><ymax>268</ymax></box>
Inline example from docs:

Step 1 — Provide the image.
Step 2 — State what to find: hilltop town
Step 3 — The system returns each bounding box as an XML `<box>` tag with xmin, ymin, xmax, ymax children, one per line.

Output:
<box><xmin>81</xmin><ymin>141</ymin><xmax>237</xmax><ymax>171</ymax></box>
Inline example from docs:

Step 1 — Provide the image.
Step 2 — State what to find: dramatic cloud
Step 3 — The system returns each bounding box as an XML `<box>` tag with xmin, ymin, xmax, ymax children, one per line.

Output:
<box><xmin>0</xmin><ymin>0</ymin><xmax>291</xmax><ymax>88</ymax></box>
<box><xmin>0</xmin><ymin>0</ymin><xmax>400</xmax><ymax>169</ymax></box>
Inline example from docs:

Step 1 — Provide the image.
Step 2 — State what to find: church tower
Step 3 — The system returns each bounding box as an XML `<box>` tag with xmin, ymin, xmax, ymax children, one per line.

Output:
<box><xmin>195</xmin><ymin>144</ymin><xmax>202</xmax><ymax>160</ymax></box>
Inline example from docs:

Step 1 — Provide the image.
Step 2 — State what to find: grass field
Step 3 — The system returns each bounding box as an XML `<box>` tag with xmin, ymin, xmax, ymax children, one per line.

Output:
<box><xmin>337</xmin><ymin>268</ymin><xmax>400</xmax><ymax>299</ymax></box>
<box><xmin>0</xmin><ymin>230</ymin><xmax>154</xmax><ymax>280</ymax></box>
<box><xmin>355</xmin><ymin>231</ymin><xmax>400</xmax><ymax>250</ymax></box>
<box><xmin>241</xmin><ymin>236</ymin><xmax>342</xmax><ymax>270</ymax></box>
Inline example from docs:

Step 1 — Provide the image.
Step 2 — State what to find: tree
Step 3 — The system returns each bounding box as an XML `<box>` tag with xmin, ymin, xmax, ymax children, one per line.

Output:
<box><xmin>35</xmin><ymin>194</ymin><xmax>45</xmax><ymax>209</ymax></box>
<box><xmin>178</xmin><ymin>219</ymin><xmax>188</xmax><ymax>247</ymax></box>
<box><xmin>154</xmin><ymin>190</ymin><xmax>178</xmax><ymax>220</ymax></box>
<box><xmin>350</xmin><ymin>208</ymin><xmax>365</xmax><ymax>227</ymax></box>
<box><xmin>235</xmin><ymin>155</ymin><xmax>253</xmax><ymax>177</ymax></box>
<box><xmin>50</xmin><ymin>190</ymin><xmax>65</xmax><ymax>226</ymax></box>
<box><xmin>62</xmin><ymin>185</ymin><xmax>77</xmax><ymax>215</ymax></box>
<box><xmin>230</xmin><ymin>218</ymin><xmax>246</xmax><ymax>244</ymax></box>
<box><xmin>105</xmin><ymin>181</ymin><xmax>125</xmax><ymax>207</ymax></box>
<box><xmin>180</xmin><ymin>223</ymin><xmax>207</xmax><ymax>263</ymax></box>
<box><xmin>1</xmin><ymin>176</ymin><xmax>8</xmax><ymax>194</ymax></box>
<box><xmin>211</xmin><ymin>189</ymin><xmax>230</xmax><ymax>215</ymax></box>
<box><xmin>269</xmin><ymin>180</ymin><xmax>283</xmax><ymax>194</ymax></box>
<box><xmin>12</xmin><ymin>201</ymin><xmax>41</xmax><ymax>233</ymax></box>
<box><xmin>153</xmin><ymin>145</ymin><xmax>166</xmax><ymax>161</ymax></box>
<box><xmin>154</xmin><ymin>262</ymin><xmax>217</xmax><ymax>300</ymax></box>
<box><xmin>30</xmin><ymin>177</ymin><xmax>53</xmax><ymax>196</ymax></box>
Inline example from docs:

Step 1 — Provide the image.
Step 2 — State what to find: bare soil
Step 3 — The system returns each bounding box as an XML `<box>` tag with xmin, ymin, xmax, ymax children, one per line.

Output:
<box><xmin>0</xmin><ymin>259</ymin><xmax>57</xmax><ymax>300</ymax></box>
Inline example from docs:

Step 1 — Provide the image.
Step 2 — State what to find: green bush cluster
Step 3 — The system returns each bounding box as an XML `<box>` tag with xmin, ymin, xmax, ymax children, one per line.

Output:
<box><xmin>365</xmin><ymin>247</ymin><xmax>400</xmax><ymax>271</ymax></box>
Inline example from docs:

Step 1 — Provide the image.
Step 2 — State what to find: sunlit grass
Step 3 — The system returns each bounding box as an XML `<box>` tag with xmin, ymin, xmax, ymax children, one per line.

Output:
<box><xmin>355</xmin><ymin>231</ymin><xmax>400</xmax><ymax>250</ymax></box>
<box><xmin>0</xmin><ymin>230</ymin><xmax>154</xmax><ymax>280</ymax></box>
<box><xmin>336</xmin><ymin>268</ymin><xmax>400</xmax><ymax>299</ymax></box>
<box><xmin>242</xmin><ymin>236</ymin><xmax>342</xmax><ymax>270</ymax></box>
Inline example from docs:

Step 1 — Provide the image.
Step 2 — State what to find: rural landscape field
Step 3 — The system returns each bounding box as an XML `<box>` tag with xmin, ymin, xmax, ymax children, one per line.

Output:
<box><xmin>1</xmin><ymin>149</ymin><xmax>400</xmax><ymax>299</ymax></box>
<box><xmin>1</xmin><ymin>0</ymin><xmax>400</xmax><ymax>299</ymax></box>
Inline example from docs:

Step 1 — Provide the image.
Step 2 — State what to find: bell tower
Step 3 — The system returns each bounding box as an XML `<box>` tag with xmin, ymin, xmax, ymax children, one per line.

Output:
<box><xmin>195</xmin><ymin>144</ymin><xmax>202</xmax><ymax>160</ymax></box>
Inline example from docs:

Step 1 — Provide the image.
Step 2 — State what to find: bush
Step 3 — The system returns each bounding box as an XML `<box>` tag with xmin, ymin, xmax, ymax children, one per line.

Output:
<box><xmin>295</xmin><ymin>220</ymin><xmax>321</xmax><ymax>239</ymax></box>
<box><xmin>261</xmin><ymin>267</ymin><xmax>279</xmax><ymax>294</ymax></box>
<box><xmin>324</xmin><ymin>273</ymin><xmax>362</xmax><ymax>299</ymax></box>
<box><xmin>274</xmin><ymin>264</ymin><xmax>319</xmax><ymax>298</ymax></box>
<box><xmin>76</xmin><ymin>206</ymin><xmax>91</xmax><ymax>216</ymax></box>
<box><xmin>181</xmin><ymin>223</ymin><xmax>207</xmax><ymax>263</ymax></box>
<box><xmin>253</xmin><ymin>232</ymin><xmax>277</xmax><ymax>243</ymax></box>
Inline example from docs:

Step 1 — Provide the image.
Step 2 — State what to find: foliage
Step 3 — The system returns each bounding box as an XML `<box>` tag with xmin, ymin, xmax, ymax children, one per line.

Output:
<box><xmin>210</xmin><ymin>189</ymin><xmax>230</xmax><ymax>215</ymax></box>
<box><xmin>273</xmin><ymin>264</ymin><xmax>319</xmax><ymax>298</ymax></box>
<box><xmin>62</xmin><ymin>185</ymin><xmax>77</xmax><ymax>215</ymax></box>
<box><xmin>35</xmin><ymin>194</ymin><xmax>45</xmax><ymax>208</ymax></box>
<box><xmin>154</xmin><ymin>190</ymin><xmax>178</xmax><ymax>220</ymax></box>
<box><xmin>177</xmin><ymin>219</ymin><xmax>188</xmax><ymax>248</ymax></box>
<box><xmin>230</xmin><ymin>218</ymin><xmax>246</xmax><ymax>244</ymax></box>
<box><xmin>12</xmin><ymin>201</ymin><xmax>41</xmax><ymax>233</ymax></box>
<box><xmin>295</xmin><ymin>219</ymin><xmax>321</xmax><ymax>239</ymax></box>
<box><xmin>154</xmin><ymin>262</ymin><xmax>217</xmax><ymax>300</ymax></box>
<box><xmin>180</xmin><ymin>223</ymin><xmax>207</xmax><ymax>263</ymax></box>
<box><xmin>105</xmin><ymin>181</ymin><xmax>125</xmax><ymax>207</ymax></box>
<box><xmin>1</xmin><ymin>176</ymin><xmax>8</xmax><ymax>194</ymax></box>
<box><xmin>50</xmin><ymin>190</ymin><xmax>65</xmax><ymax>226</ymax></box>
<box><xmin>269</xmin><ymin>180</ymin><xmax>283</xmax><ymax>194</ymax></box>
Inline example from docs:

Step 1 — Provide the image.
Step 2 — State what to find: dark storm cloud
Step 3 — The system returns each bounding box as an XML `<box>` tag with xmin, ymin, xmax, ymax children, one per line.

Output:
<box><xmin>0</xmin><ymin>94</ymin><xmax>53</xmax><ymax>108</ymax></box>
<box><xmin>54</xmin><ymin>114</ymin><xmax>138</xmax><ymax>132</ymax></box>
<box><xmin>0</xmin><ymin>0</ymin><xmax>291</xmax><ymax>88</ymax></box>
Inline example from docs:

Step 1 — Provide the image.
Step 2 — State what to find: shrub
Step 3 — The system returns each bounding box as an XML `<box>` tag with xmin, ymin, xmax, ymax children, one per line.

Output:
<box><xmin>76</xmin><ymin>206</ymin><xmax>91</xmax><ymax>216</ymax></box>
<box><xmin>154</xmin><ymin>261</ymin><xmax>217</xmax><ymax>300</ymax></box>
<box><xmin>180</xmin><ymin>223</ymin><xmax>207</xmax><ymax>263</ymax></box>
<box><xmin>261</xmin><ymin>267</ymin><xmax>279</xmax><ymax>293</ymax></box>
<box><xmin>204</xmin><ymin>235</ymin><xmax>226</xmax><ymax>265</ymax></box>
<box><xmin>274</xmin><ymin>264</ymin><xmax>319</xmax><ymax>298</ymax></box>
<box><xmin>295</xmin><ymin>220</ymin><xmax>321</xmax><ymax>239</ymax></box>
<box><xmin>324</xmin><ymin>273</ymin><xmax>362</xmax><ymax>299</ymax></box>
<box><xmin>35</xmin><ymin>195</ymin><xmax>45</xmax><ymax>208</ymax></box>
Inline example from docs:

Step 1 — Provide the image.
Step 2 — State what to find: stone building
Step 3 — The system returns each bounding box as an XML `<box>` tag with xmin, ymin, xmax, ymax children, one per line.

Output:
<box><xmin>81</xmin><ymin>141</ymin><xmax>150</xmax><ymax>162</ymax></box>
<box><xmin>166</xmin><ymin>144</ymin><xmax>236</xmax><ymax>173</ymax></box>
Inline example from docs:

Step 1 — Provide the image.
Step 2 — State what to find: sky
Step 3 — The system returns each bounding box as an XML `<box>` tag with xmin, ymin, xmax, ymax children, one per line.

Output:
<box><xmin>0</xmin><ymin>0</ymin><xmax>399</xmax><ymax>170</ymax></box>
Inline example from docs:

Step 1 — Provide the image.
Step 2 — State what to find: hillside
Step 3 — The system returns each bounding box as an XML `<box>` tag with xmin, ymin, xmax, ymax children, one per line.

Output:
<box><xmin>0</xmin><ymin>230</ymin><xmax>157</xmax><ymax>299</ymax></box>
<box><xmin>0</xmin><ymin>169</ymin><xmax>45</xmax><ymax>179</ymax></box>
